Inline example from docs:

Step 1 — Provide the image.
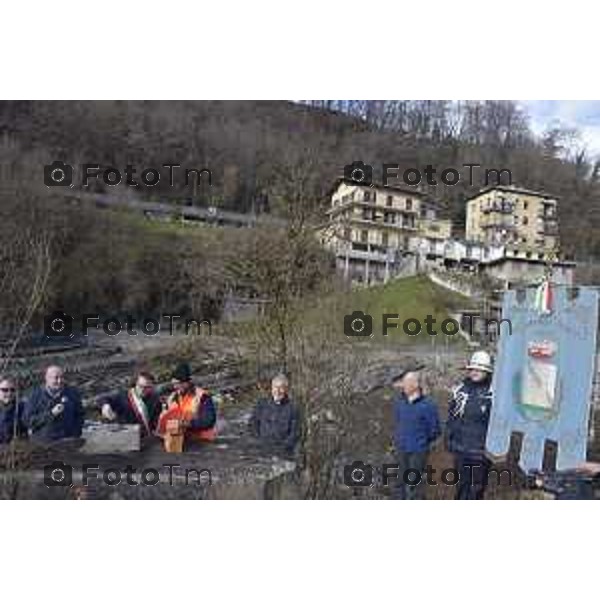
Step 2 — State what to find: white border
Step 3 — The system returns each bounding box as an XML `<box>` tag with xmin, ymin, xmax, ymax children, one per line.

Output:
<box><xmin>2</xmin><ymin>1</ymin><xmax>599</xmax><ymax>99</ymax></box>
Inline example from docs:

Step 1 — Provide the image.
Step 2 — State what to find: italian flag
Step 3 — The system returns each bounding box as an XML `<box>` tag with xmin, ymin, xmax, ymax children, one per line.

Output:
<box><xmin>534</xmin><ymin>280</ymin><xmax>553</xmax><ymax>314</ymax></box>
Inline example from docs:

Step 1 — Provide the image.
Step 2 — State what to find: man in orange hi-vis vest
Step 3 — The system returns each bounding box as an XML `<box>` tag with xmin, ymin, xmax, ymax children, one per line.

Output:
<box><xmin>157</xmin><ymin>363</ymin><xmax>217</xmax><ymax>451</ymax></box>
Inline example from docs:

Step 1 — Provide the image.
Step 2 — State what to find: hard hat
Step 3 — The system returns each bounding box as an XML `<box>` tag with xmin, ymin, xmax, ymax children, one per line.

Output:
<box><xmin>466</xmin><ymin>350</ymin><xmax>493</xmax><ymax>373</ymax></box>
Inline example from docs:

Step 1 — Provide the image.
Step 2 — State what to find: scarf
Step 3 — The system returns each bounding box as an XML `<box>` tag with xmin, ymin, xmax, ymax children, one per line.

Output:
<box><xmin>128</xmin><ymin>387</ymin><xmax>151</xmax><ymax>435</ymax></box>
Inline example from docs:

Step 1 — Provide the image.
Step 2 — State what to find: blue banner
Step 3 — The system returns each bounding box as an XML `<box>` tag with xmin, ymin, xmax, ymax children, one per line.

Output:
<box><xmin>487</xmin><ymin>286</ymin><xmax>599</xmax><ymax>472</ymax></box>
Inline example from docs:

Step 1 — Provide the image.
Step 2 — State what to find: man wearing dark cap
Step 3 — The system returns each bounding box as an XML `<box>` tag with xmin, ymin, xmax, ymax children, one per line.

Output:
<box><xmin>391</xmin><ymin>366</ymin><xmax>440</xmax><ymax>500</ymax></box>
<box><xmin>156</xmin><ymin>363</ymin><xmax>217</xmax><ymax>447</ymax></box>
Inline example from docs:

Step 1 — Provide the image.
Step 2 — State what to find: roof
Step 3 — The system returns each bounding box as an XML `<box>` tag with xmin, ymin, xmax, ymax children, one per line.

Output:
<box><xmin>465</xmin><ymin>185</ymin><xmax>560</xmax><ymax>203</ymax></box>
<box><xmin>331</xmin><ymin>177</ymin><xmax>429</xmax><ymax>198</ymax></box>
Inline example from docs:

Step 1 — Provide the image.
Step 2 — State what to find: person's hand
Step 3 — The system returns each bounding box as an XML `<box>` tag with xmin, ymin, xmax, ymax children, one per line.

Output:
<box><xmin>51</xmin><ymin>403</ymin><xmax>65</xmax><ymax>417</ymax></box>
<box><xmin>101</xmin><ymin>404</ymin><xmax>116</xmax><ymax>421</ymax></box>
<box><xmin>166</xmin><ymin>419</ymin><xmax>183</xmax><ymax>434</ymax></box>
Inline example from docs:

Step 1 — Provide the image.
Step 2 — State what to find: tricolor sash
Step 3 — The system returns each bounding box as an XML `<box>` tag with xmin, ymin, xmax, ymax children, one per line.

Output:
<box><xmin>127</xmin><ymin>388</ymin><xmax>151</xmax><ymax>435</ymax></box>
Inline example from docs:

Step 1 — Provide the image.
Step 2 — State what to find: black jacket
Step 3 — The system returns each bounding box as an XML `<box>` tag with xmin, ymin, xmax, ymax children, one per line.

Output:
<box><xmin>0</xmin><ymin>401</ymin><xmax>25</xmax><ymax>444</ymax></box>
<box><xmin>98</xmin><ymin>388</ymin><xmax>162</xmax><ymax>434</ymax></box>
<box><xmin>250</xmin><ymin>396</ymin><xmax>300</xmax><ymax>453</ymax></box>
<box><xmin>447</xmin><ymin>377</ymin><xmax>492</xmax><ymax>456</ymax></box>
<box><xmin>23</xmin><ymin>386</ymin><xmax>84</xmax><ymax>442</ymax></box>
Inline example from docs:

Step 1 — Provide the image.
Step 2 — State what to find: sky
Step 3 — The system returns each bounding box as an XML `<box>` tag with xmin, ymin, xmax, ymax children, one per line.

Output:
<box><xmin>520</xmin><ymin>100</ymin><xmax>600</xmax><ymax>159</ymax></box>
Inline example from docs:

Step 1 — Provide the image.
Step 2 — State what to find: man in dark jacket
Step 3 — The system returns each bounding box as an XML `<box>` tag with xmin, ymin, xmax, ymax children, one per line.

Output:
<box><xmin>250</xmin><ymin>374</ymin><xmax>300</xmax><ymax>455</ymax></box>
<box><xmin>0</xmin><ymin>377</ymin><xmax>25</xmax><ymax>444</ymax></box>
<box><xmin>98</xmin><ymin>371</ymin><xmax>161</xmax><ymax>436</ymax></box>
<box><xmin>447</xmin><ymin>351</ymin><xmax>494</xmax><ymax>500</ymax></box>
<box><xmin>23</xmin><ymin>365</ymin><xmax>84</xmax><ymax>442</ymax></box>
<box><xmin>392</xmin><ymin>368</ymin><xmax>441</xmax><ymax>500</ymax></box>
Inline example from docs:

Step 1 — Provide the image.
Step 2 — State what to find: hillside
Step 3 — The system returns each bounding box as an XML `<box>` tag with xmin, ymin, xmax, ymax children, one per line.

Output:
<box><xmin>2</xmin><ymin>100</ymin><xmax>600</xmax><ymax>258</ymax></box>
<box><xmin>342</xmin><ymin>275</ymin><xmax>470</xmax><ymax>343</ymax></box>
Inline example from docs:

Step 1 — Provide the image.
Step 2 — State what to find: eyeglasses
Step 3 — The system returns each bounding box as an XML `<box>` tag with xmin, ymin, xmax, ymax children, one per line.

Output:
<box><xmin>0</xmin><ymin>388</ymin><xmax>15</xmax><ymax>393</ymax></box>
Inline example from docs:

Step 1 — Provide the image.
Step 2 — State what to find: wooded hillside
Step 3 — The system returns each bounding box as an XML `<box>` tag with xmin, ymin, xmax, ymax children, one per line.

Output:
<box><xmin>1</xmin><ymin>100</ymin><xmax>599</xmax><ymax>258</ymax></box>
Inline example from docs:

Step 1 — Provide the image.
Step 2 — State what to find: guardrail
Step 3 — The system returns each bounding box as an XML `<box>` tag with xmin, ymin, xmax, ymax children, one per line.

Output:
<box><xmin>64</xmin><ymin>191</ymin><xmax>286</xmax><ymax>229</ymax></box>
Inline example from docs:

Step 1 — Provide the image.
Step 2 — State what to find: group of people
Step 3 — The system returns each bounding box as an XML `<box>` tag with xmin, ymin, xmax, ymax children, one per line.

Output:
<box><xmin>0</xmin><ymin>363</ymin><xmax>301</xmax><ymax>454</ymax></box>
<box><xmin>0</xmin><ymin>365</ymin><xmax>84</xmax><ymax>444</ymax></box>
<box><xmin>100</xmin><ymin>363</ymin><xmax>218</xmax><ymax>445</ymax></box>
<box><xmin>392</xmin><ymin>350</ymin><xmax>494</xmax><ymax>500</ymax></box>
<box><xmin>0</xmin><ymin>352</ymin><xmax>496</xmax><ymax>500</ymax></box>
<box><xmin>2</xmin><ymin>350</ymin><xmax>597</xmax><ymax>499</ymax></box>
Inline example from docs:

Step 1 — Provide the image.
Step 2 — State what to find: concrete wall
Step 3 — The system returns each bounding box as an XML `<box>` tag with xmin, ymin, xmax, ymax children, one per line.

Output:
<box><xmin>481</xmin><ymin>258</ymin><xmax>575</xmax><ymax>285</ymax></box>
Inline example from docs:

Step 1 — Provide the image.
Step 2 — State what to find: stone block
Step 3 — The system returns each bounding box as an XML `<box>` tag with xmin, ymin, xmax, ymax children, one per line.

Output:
<box><xmin>81</xmin><ymin>422</ymin><xmax>141</xmax><ymax>453</ymax></box>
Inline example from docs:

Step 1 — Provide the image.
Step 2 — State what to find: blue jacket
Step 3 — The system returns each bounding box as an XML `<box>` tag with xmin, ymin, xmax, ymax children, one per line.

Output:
<box><xmin>393</xmin><ymin>393</ymin><xmax>441</xmax><ymax>453</ymax></box>
<box><xmin>250</xmin><ymin>396</ymin><xmax>300</xmax><ymax>453</ymax></box>
<box><xmin>0</xmin><ymin>401</ymin><xmax>25</xmax><ymax>444</ymax></box>
<box><xmin>23</xmin><ymin>386</ymin><xmax>84</xmax><ymax>442</ymax></box>
<box><xmin>446</xmin><ymin>377</ymin><xmax>492</xmax><ymax>456</ymax></box>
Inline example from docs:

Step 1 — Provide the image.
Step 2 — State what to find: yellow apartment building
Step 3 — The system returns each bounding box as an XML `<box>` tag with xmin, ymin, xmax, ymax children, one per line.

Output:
<box><xmin>324</xmin><ymin>179</ymin><xmax>451</xmax><ymax>283</ymax></box>
<box><xmin>465</xmin><ymin>185</ymin><xmax>559</xmax><ymax>251</ymax></box>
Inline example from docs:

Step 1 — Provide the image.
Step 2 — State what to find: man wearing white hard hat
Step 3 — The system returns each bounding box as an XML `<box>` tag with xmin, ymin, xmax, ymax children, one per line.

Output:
<box><xmin>446</xmin><ymin>351</ymin><xmax>494</xmax><ymax>500</ymax></box>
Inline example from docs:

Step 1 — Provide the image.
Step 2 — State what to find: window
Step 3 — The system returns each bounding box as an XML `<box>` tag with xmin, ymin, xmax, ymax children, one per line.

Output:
<box><xmin>363</xmin><ymin>191</ymin><xmax>371</xmax><ymax>203</ymax></box>
<box><xmin>387</xmin><ymin>195</ymin><xmax>393</xmax><ymax>207</ymax></box>
<box><xmin>361</xmin><ymin>230</ymin><xmax>368</xmax><ymax>243</ymax></box>
<box><xmin>406</xmin><ymin>198</ymin><xmax>413</xmax><ymax>210</ymax></box>
<box><xmin>524</xmin><ymin>201</ymin><xmax>528</xmax><ymax>210</ymax></box>
<box><xmin>523</xmin><ymin>216</ymin><xmax>528</xmax><ymax>225</ymax></box>
<box><xmin>381</xmin><ymin>232</ymin><xmax>389</xmax><ymax>246</ymax></box>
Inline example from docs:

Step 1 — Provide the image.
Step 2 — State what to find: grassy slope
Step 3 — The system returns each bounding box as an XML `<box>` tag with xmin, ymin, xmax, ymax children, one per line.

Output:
<box><xmin>226</xmin><ymin>274</ymin><xmax>475</xmax><ymax>345</ymax></box>
<box><xmin>98</xmin><ymin>209</ymin><xmax>473</xmax><ymax>345</ymax></box>
<box><xmin>338</xmin><ymin>275</ymin><xmax>473</xmax><ymax>343</ymax></box>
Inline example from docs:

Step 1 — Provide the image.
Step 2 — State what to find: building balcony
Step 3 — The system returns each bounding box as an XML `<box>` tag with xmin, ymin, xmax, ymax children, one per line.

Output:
<box><xmin>481</xmin><ymin>221</ymin><xmax>516</xmax><ymax>230</ymax></box>
<box><xmin>482</xmin><ymin>204</ymin><xmax>514</xmax><ymax>215</ymax></box>
<box><xmin>348</xmin><ymin>216</ymin><xmax>418</xmax><ymax>231</ymax></box>
<box><xmin>328</xmin><ymin>199</ymin><xmax>418</xmax><ymax>217</ymax></box>
<box><xmin>538</xmin><ymin>224</ymin><xmax>559</xmax><ymax>235</ymax></box>
<box><xmin>335</xmin><ymin>242</ymin><xmax>400</xmax><ymax>263</ymax></box>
